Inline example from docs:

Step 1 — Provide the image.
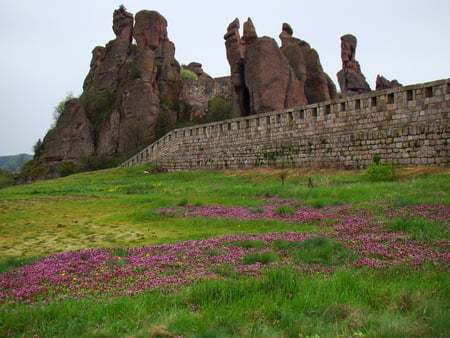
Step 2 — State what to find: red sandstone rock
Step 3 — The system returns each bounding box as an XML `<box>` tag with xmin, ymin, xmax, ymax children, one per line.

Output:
<box><xmin>117</xmin><ymin>80</ymin><xmax>160</xmax><ymax>155</ymax></box>
<box><xmin>242</xmin><ymin>18</ymin><xmax>257</xmax><ymax>46</ymax></box>
<box><xmin>133</xmin><ymin>10</ymin><xmax>183</xmax><ymax>104</ymax></box>
<box><xmin>224</xmin><ymin>18</ymin><xmax>248</xmax><ymax>116</ymax></box>
<box><xmin>224</xmin><ymin>19</ymin><xmax>308</xmax><ymax>116</ymax></box>
<box><xmin>185</xmin><ymin>62</ymin><xmax>204</xmax><ymax>77</ymax></box>
<box><xmin>337</xmin><ymin>34</ymin><xmax>371</xmax><ymax>95</ymax></box>
<box><xmin>37</xmin><ymin>7</ymin><xmax>185</xmax><ymax>175</ymax></box>
<box><xmin>279</xmin><ymin>23</ymin><xmax>307</xmax><ymax>86</ymax></box>
<box><xmin>112</xmin><ymin>6</ymin><xmax>134</xmax><ymax>42</ymax></box>
<box><xmin>375</xmin><ymin>75</ymin><xmax>402</xmax><ymax>90</ymax></box>
<box><xmin>37</xmin><ymin>99</ymin><xmax>94</xmax><ymax>167</ymax></box>
<box><xmin>244</xmin><ymin>36</ymin><xmax>307</xmax><ymax>114</ymax></box>
<box><xmin>280</xmin><ymin>23</ymin><xmax>337</xmax><ymax>104</ymax></box>
<box><xmin>133</xmin><ymin>10</ymin><xmax>168</xmax><ymax>51</ymax></box>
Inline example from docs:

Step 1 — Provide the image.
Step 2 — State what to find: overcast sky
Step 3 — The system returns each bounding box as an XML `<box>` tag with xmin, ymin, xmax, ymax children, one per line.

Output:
<box><xmin>0</xmin><ymin>0</ymin><xmax>449</xmax><ymax>156</ymax></box>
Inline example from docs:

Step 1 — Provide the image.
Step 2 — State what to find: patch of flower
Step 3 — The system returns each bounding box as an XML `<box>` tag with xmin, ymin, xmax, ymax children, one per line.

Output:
<box><xmin>0</xmin><ymin>232</ymin><xmax>313</xmax><ymax>306</ymax></box>
<box><xmin>386</xmin><ymin>204</ymin><xmax>450</xmax><ymax>225</ymax></box>
<box><xmin>176</xmin><ymin>200</ymin><xmax>449</xmax><ymax>268</ymax></box>
<box><xmin>182</xmin><ymin>198</ymin><xmax>328</xmax><ymax>224</ymax></box>
<box><xmin>1</xmin><ymin>200</ymin><xmax>448</xmax><ymax>306</ymax></box>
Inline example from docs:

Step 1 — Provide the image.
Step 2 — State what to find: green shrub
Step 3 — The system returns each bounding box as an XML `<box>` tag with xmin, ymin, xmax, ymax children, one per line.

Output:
<box><xmin>79</xmin><ymin>155</ymin><xmax>123</xmax><ymax>172</ymax></box>
<box><xmin>80</xmin><ymin>88</ymin><xmax>115</xmax><ymax>128</ymax></box>
<box><xmin>243</xmin><ymin>251</ymin><xmax>279</xmax><ymax>265</ymax></box>
<box><xmin>180</xmin><ymin>68</ymin><xmax>198</xmax><ymax>80</ymax></box>
<box><xmin>155</xmin><ymin>103</ymin><xmax>176</xmax><ymax>139</ymax></box>
<box><xmin>366</xmin><ymin>157</ymin><xmax>395</xmax><ymax>181</ymax></box>
<box><xmin>274</xmin><ymin>205</ymin><xmax>295</xmax><ymax>216</ymax></box>
<box><xmin>248</xmin><ymin>207</ymin><xmax>264</xmax><ymax>214</ymax></box>
<box><xmin>127</xmin><ymin>61</ymin><xmax>141</xmax><ymax>80</ymax></box>
<box><xmin>59</xmin><ymin>161</ymin><xmax>82</xmax><ymax>177</ymax></box>
<box><xmin>33</xmin><ymin>139</ymin><xmax>43</xmax><ymax>157</ymax></box>
<box><xmin>233</xmin><ymin>240</ymin><xmax>264</xmax><ymax>249</ymax></box>
<box><xmin>177</xmin><ymin>198</ymin><xmax>189</xmax><ymax>207</ymax></box>
<box><xmin>52</xmin><ymin>93</ymin><xmax>75</xmax><ymax>128</ymax></box>
<box><xmin>19</xmin><ymin>160</ymin><xmax>47</xmax><ymax>181</ymax></box>
<box><xmin>205</xmin><ymin>97</ymin><xmax>233</xmax><ymax>123</ymax></box>
<box><xmin>295</xmin><ymin>237</ymin><xmax>353</xmax><ymax>265</ymax></box>
<box><xmin>0</xmin><ymin>169</ymin><xmax>15</xmax><ymax>189</ymax></box>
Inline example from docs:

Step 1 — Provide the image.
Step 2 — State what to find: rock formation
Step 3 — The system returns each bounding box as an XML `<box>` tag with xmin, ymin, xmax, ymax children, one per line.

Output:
<box><xmin>224</xmin><ymin>18</ymin><xmax>309</xmax><ymax>116</ymax></box>
<box><xmin>337</xmin><ymin>34</ymin><xmax>371</xmax><ymax>95</ymax></box>
<box><xmin>32</xmin><ymin>7</ymin><xmax>395</xmax><ymax>181</ymax></box>
<box><xmin>224</xmin><ymin>18</ymin><xmax>248</xmax><ymax>116</ymax></box>
<box><xmin>279</xmin><ymin>23</ymin><xmax>337</xmax><ymax>103</ymax></box>
<box><xmin>184</xmin><ymin>62</ymin><xmax>208</xmax><ymax>79</ymax></box>
<box><xmin>35</xmin><ymin>7</ymin><xmax>183</xmax><ymax>177</ymax></box>
<box><xmin>180</xmin><ymin>62</ymin><xmax>232</xmax><ymax>120</ymax></box>
<box><xmin>37</xmin><ymin>99</ymin><xmax>95</xmax><ymax>166</ymax></box>
<box><xmin>244</xmin><ymin>37</ymin><xmax>307</xmax><ymax>114</ymax></box>
<box><xmin>375</xmin><ymin>75</ymin><xmax>402</xmax><ymax>90</ymax></box>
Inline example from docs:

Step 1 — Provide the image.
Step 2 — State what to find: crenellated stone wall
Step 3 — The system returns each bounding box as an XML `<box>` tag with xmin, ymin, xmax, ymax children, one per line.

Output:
<box><xmin>121</xmin><ymin>78</ymin><xmax>449</xmax><ymax>170</ymax></box>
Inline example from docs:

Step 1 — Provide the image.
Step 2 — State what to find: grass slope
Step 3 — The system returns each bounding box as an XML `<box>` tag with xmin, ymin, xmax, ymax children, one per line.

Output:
<box><xmin>0</xmin><ymin>166</ymin><xmax>449</xmax><ymax>337</ymax></box>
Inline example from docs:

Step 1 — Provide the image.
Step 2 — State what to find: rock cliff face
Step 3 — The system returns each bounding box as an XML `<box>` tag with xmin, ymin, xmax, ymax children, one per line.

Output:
<box><xmin>37</xmin><ymin>7</ymin><xmax>184</xmax><ymax>176</ymax></box>
<box><xmin>224</xmin><ymin>18</ymin><xmax>337</xmax><ymax>116</ymax></box>
<box><xmin>280</xmin><ymin>23</ymin><xmax>337</xmax><ymax>104</ymax></box>
<box><xmin>38</xmin><ymin>99</ymin><xmax>95</xmax><ymax>166</ymax></box>
<box><xmin>224</xmin><ymin>19</ymin><xmax>248</xmax><ymax>117</ymax></box>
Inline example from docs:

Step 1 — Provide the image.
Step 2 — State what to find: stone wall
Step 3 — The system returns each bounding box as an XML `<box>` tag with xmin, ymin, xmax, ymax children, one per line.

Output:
<box><xmin>121</xmin><ymin>78</ymin><xmax>449</xmax><ymax>170</ymax></box>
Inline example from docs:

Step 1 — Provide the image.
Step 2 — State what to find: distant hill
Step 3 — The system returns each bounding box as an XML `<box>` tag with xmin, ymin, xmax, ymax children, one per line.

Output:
<box><xmin>0</xmin><ymin>154</ymin><xmax>33</xmax><ymax>173</ymax></box>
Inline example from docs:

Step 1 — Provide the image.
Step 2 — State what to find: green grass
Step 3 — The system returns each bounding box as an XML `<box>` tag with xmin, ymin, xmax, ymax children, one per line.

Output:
<box><xmin>0</xmin><ymin>166</ymin><xmax>449</xmax><ymax>337</ymax></box>
<box><xmin>387</xmin><ymin>217</ymin><xmax>448</xmax><ymax>241</ymax></box>
<box><xmin>1</xmin><ymin>267</ymin><xmax>448</xmax><ymax>337</ymax></box>
<box><xmin>290</xmin><ymin>236</ymin><xmax>355</xmax><ymax>266</ymax></box>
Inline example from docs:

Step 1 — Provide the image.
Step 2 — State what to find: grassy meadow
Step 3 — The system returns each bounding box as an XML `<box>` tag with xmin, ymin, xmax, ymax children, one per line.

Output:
<box><xmin>0</xmin><ymin>165</ymin><xmax>449</xmax><ymax>337</ymax></box>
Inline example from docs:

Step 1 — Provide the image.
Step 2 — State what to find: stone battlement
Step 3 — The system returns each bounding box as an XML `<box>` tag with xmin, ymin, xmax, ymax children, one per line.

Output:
<box><xmin>121</xmin><ymin>78</ymin><xmax>449</xmax><ymax>170</ymax></box>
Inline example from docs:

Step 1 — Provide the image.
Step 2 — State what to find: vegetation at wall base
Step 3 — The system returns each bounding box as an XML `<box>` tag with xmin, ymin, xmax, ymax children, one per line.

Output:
<box><xmin>366</xmin><ymin>155</ymin><xmax>396</xmax><ymax>181</ymax></box>
<box><xmin>0</xmin><ymin>166</ymin><xmax>448</xmax><ymax>337</ymax></box>
<box><xmin>205</xmin><ymin>96</ymin><xmax>233</xmax><ymax>123</ymax></box>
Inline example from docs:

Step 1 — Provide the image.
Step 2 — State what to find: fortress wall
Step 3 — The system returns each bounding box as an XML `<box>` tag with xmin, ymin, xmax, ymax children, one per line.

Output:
<box><xmin>121</xmin><ymin>79</ymin><xmax>449</xmax><ymax>170</ymax></box>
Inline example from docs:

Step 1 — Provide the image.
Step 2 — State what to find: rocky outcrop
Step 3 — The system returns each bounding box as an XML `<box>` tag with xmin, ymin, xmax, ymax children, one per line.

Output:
<box><xmin>224</xmin><ymin>18</ymin><xmax>248</xmax><ymax>116</ymax></box>
<box><xmin>38</xmin><ymin>99</ymin><xmax>95</xmax><ymax>166</ymax></box>
<box><xmin>376</xmin><ymin>75</ymin><xmax>402</xmax><ymax>90</ymax></box>
<box><xmin>134</xmin><ymin>10</ymin><xmax>183</xmax><ymax>104</ymax></box>
<box><xmin>180</xmin><ymin>63</ymin><xmax>232</xmax><ymax>120</ymax></box>
<box><xmin>337</xmin><ymin>34</ymin><xmax>371</xmax><ymax>95</ymax></box>
<box><xmin>36</xmin><ymin>7</ymin><xmax>183</xmax><ymax>175</ymax></box>
<box><xmin>244</xmin><ymin>35</ymin><xmax>307</xmax><ymax>114</ymax></box>
<box><xmin>279</xmin><ymin>23</ymin><xmax>337</xmax><ymax>104</ymax></box>
<box><xmin>224</xmin><ymin>18</ymin><xmax>310</xmax><ymax>116</ymax></box>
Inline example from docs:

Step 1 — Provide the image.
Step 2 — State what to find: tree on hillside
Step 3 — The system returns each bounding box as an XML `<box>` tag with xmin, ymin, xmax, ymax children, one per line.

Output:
<box><xmin>33</xmin><ymin>139</ymin><xmax>43</xmax><ymax>158</ymax></box>
<box><xmin>52</xmin><ymin>92</ymin><xmax>74</xmax><ymax>128</ymax></box>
